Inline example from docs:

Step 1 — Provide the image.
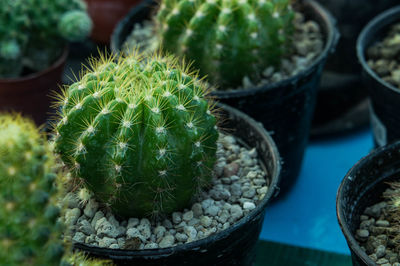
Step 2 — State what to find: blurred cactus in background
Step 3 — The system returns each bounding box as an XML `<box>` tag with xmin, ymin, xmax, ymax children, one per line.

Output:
<box><xmin>0</xmin><ymin>0</ymin><xmax>92</xmax><ymax>78</ymax></box>
<box><xmin>154</xmin><ymin>0</ymin><xmax>295</xmax><ymax>88</ymax></box>
<box><xmin>0</xmin><ymin>113</ymin><xmax>113</xmax><ymax>265</ymax></box>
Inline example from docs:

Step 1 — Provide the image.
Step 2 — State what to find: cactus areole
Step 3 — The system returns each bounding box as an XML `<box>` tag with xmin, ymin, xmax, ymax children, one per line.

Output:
<box><xmin>54</xmin><ymin>52</ymin><xmax>219</xmax><ymax>218</ymax></box>
<box><xmin>155</xmin><ymin>0</ymin><xmax>295</xmax><ymax>88</ymax></box>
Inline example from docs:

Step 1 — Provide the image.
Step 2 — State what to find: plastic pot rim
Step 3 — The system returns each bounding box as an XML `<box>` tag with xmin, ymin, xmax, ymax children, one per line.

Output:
<box><xmin>336</xmin><ymin>141</ymin><xmax>400</xmax><ymax>266</ymax></box>
<box><xmin>357</xmin><ymin>5</ymin><xmax>400</xmax><ymax>96</ymax></box>
<box><xmin>73</xmin><ymin>102</ymin><xmax>281</xmax><ymax>259</ymax></box>
<box><xmin>0</xmin><ymin>47</ymin><xmax>69</xmax><ymax>84</ymax></box>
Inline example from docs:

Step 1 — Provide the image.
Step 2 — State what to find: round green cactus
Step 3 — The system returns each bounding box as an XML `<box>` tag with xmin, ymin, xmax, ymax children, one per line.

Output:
<box><xmin>155</xmin><ymin>0</ymin><xmax>295</xmax><ymax>88</ymax></box>
<box><xmin>53</xmin><ymin>52</ymin><xmax>219</xmax><ymax>218</ymax></box>
<box><xmin>0</xmin><ymin>114</ymin><xmax>64</xmax><ymax>265</ymax></box>
<box><xmin>59</xmin><ymin>10</ymin><xmax>93</xmax><ymax>42</ymax></box>
<box><xmin>0</xmin><ymin>0</ymin><xmax>92</xmax><ymax>78</ymax></box>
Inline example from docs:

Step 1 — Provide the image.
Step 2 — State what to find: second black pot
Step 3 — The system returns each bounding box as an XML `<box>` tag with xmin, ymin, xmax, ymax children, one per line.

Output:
<box><xmin>357</xmin><ymin>5</ymin><xmax>400</xmax><ymax>148</ymax></box>
<box><xmin>74</xmin><ymin>103</ymin><xmax>281</xmax><ymax>265</ymax></box>
<box><xmin>337</xmin><ymin>141</ymin><xmax>400</xmax><ymax>266</ymax></box>
<box><xmin>212</xmin><ymin>0</ymin><xmax>338</xmax><ymax>197</ymax></box>
<box><xmin>312</xmin><ymin>0</ymin><xmax>397</xmax><ymax>135</ymax></box>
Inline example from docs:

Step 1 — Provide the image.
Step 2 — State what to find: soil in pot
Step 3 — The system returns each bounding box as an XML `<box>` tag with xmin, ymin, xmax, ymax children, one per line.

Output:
<box><xmin>354</xmin><ymin>184</ymin><xmax>400</xmax><ymax>265</ymax></box>
<box><xmin>115</xmin><ymin>0</ymin><xmax>337</xmax><ymax>198</ymax></box>
<box><xmin>64</xmin><ymin>132</ymin><xmax>271</xmax><ymax>251</ymax></box>
<box><xmin>367</xmin><ymin>22</ymin><xmax>400</xmax><ymax>89</ymax></box>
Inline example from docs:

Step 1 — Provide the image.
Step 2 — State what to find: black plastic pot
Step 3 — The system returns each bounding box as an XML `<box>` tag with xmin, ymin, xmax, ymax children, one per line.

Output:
<box><xmin>312</xmin><ymin>0</ymin><xmax>397</xmax><ymax>136</ymax></box>
<box><xmin>111</xmin><ymin>0</ymin><xmax>338</xmax><ymax>197</ymax></box>
<box><xmin>212</xmin><ymin>0</ymin><xmax>338</xmax><ymax>197</ymax></box>
<box><xmin>337</xmin><ymin>141</ymin><xmax>400</xmax><ymax>266</ymax></box>
<box><xmin>74</xmin><ymin>103</ymin><xmax>281</xmax><ymax>265</ymax></box>
<box><xmin>357</xmin><ymin>5</ymin><xmax>400</xmax><ymax>148</ymax></box>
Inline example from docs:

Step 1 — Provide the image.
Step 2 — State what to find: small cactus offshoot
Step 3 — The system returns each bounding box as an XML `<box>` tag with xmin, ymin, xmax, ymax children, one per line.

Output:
<box><xmin>53</xmin><ymin>52</ymin><xmax>219</xmax><ymax>218</ymax></box>
<box><xmin>155</xmin><ymin>0</ymin><xmax>295</xmax><ymax>88</ymax></box>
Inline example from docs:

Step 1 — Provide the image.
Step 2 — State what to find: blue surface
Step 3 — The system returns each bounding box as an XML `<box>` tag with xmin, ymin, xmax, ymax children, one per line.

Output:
<box><xmin>259</xmin><ymin>129</ymin><xmax>374</xmax><ymax>255</ymax></box>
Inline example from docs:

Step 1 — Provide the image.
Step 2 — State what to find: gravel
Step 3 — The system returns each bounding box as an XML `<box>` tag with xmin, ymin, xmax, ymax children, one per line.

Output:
<box><xmin>356</xmin><ymin>186</ymin><xmax>400</xmax><ymax>265</ymax></box>
<box><xmin>123</xmin><ymin>12</ymin><xmax>324</xmax><ymax>91</ymax></box>
<box><xmin>367</xmin><ymin>23</ymin><xmax>400</xmax><ymax>89</ymax></box>
<box><xmin>64</xmin><ymin>133</ymin><xmax>270</xmax><ymax>250</ymax></box>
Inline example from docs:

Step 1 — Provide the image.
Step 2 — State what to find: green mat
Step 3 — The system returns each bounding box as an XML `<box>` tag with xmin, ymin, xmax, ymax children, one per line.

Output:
<box><xmin>255</xmin><ymin>240</ymin><xmax>352</xmax><ymax>266</ymax></box>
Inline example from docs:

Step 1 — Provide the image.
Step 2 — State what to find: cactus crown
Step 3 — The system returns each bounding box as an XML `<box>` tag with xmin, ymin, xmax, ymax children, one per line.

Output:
<box><xmin>155</xmin><ymin>0</ymin><xmax>295</xmax><ymax>88</ymax></box>
<box><xmin>0</xmin><ymin>114</ymin><xmax>64</xmax><ymax>265</ymax></box>
<box><xmin>0</xmin><ymin>0</ymin><xmax>92</xmax><ymax>78</ymax></box>
<box><xmin>53</xmin><ymin>51</ymin><xmax>219</xmax><ymax>218</ymax></box>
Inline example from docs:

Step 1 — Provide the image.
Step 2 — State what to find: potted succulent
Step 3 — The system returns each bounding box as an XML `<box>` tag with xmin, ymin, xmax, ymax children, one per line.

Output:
<box><xmin>51</xmin><ymin>51</ymin><xmax>281</xmax><ymax>265</ymax></box>
<box><xmin>312</xmin><ymin>0</ymin><xmax>397</xmax><ymax>136</ymax></box>
<box><xmin>357</xmin><ymin>5</ymin><xmax>400</xmax><ymax>148</ymax></box>
<box><xmin>0</xmin><ymin>0</ymin><xmax>92</xmax><ymax>125</ymax></box>
<box><xmin>0</xmin><ymin>113</ymin><xmax>112</xmax><ymax>265</ymax></box>
<box><xmin>111</xmin><ymin>0</ymin><xmax>339</xmax><ymax>196</ymax></box>
<box><xmin>85</xmin><ymin>0</ymin><xmax>144</xmax><ymax>44</ymax></box>
<box><xmin>337</xmin><ymin>141</ymin><xmax>400</xmax><ymax>266</ymax></box>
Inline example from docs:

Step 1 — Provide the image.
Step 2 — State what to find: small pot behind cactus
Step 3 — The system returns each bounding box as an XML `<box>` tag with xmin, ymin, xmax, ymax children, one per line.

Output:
<box><xmin>0</xmin><ymin>0</ymin><xmax>93</xmax><ymax>125</ymax></box>
<box><xmin>0</xmin><ymin>113</ymin><xmax>113</xmax><ymax>265</ymax></box>
<box><xmin>52</xmin><ymin>51</ymin><xmax>281</xmax><ymax>265</ymax></box>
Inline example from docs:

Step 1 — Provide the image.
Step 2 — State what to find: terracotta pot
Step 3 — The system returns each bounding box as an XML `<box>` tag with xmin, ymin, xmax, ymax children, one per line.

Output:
<box><xmin>85</xmin><ymin>0</ymin><xmax>144</xmax><ymax>44</ymax></box>
<box><xmin>0</xmin><ymin>48</ymin><xmax>68</xmax><ymax>126</ymax></box>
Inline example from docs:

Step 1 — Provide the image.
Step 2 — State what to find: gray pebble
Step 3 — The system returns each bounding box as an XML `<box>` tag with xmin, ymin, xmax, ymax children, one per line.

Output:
<box><xmin>83</xmin><ymin>199</ymin><xmax>99</xmax><ymax>218</ymax></box>
<box><xmin>183</xmin><ymin>211</ymin><xmax>194</xmax><ymax>222</ymax></box>
<box><xmin>356</xmin><ymin>229</ymin><xmax>369</xmax><ymax>239</ymax></box>
<box><xmin>85</xmin><ymin>234</ymin><xmax>96</xmax><ymax>244</ymax></box>
<box><xmin>200</xmin><ymin>216</ymin><xmax>212</xmax><ymax>227</ymax></box>
<box><xmin>65</xmin><ymin>192</ymin><xmax>79</xmax><ymax>209</ymax></box>
<box><xmin>230</xmin><ymin>205</ymin><xmax>244</xmax><ymax>221</ymax></box>
<box><xmin>201</xmin><ymin>199</ymin><xmax>214</xmax><ymax>210</ymax></box>
<box><xmin>78</xmin><ymin>219</ymin><xmax>95</xmax><ymax>235</ymax></box>
<box><xmin>205</xmin><ymin>205</ymin><xmax>220</xmax><ymax>217</ymax></box>
<box><xmin>172</xmin><ymin>212</ymin><xmax>182</xmax><ymax>224</ymax></box>
<box><xmin>191</xmin><ymin>203</ymin><xmax>203</xmax><ymax>217</ymax></box>
<box><xmin>375</xmin><ymin>245</ymin><xmax>386</xmax><ymax>258</ymax></box>
<box><xmin>126</xmin><ymin>228</ymin><xmax>143</xmax><ymax>240</ymax></box>
<box><xmin>96</xmin><ymin>217</ymin><xmax>119</xmax><ymax>238</ymax></box>
<box><xmin>99</xmin><ymin>237</ymin><xmax>117</xmax><ymax>248</ymax></box>
<box><xmin>184</xmin><ymin>226</ymin><xmax>197</xmax><ymax>239</ymax></box>
<box><xmin>230</xmin><ymin>183</ymin><xmax>242</xmax><ymax>197</ymax></box>
<box><xmin>110</xmin><ymin>244</ymin><xmax>119</xmax><ymax>249</ymax></box>
<box><xmin>243</xmin><ymin>188</ymin><xmax>256</xmax><ymax>199</ymax></box>
<box><xmin>159</xmin><ymin>235</ymin><xmax>175</xmax><ymax>248</ymax></box>
<box><xmin>163</xmin><ymin>219</ymin><xmax>173</xmax><ymax>229</ymax></box>
<box><xmin>176</xmin><ymin>232</ymin><xmax>188</xmax><ymax>242</ymax></box>
<box><xmin>91</xmin><ymin>211</ymin><xmax>104</xmax><ymax>228</ymax></box>
<box><xmin>127</xmin><ymin>218</ymin><xmax>139</xmax><ymax>229</ymax></box>
<box><xmin>243</xmin><ymin>202</ymin><xmax>256</xmax><ymax>211</ymax></box>
<box><xmin>65</xmin><ymin>208</ymin><xmax>81</xmax><ymax>226</ymax></box>
<box><xmin>144</xmin><ymin>243</ymin><xmax>158</xmax><ymax>249</ymax></box>
<box><xmin>138</xmin><ymin>219</ymin><xmax>151</xmax><ymax>240</ymax></box>
<box><xmin>154</xmin><ymin>225</ymin><xmax>167</xmax><ymax>239</ymax></box>
<box><xmin>73</xmin><ymin>232</ymin><xmax>86</xmax><ymax>243</ymax></box>
<box><xmin>375</xmin><ymin>220</ymin><xmax>390</xmax><ymax>227</ymax></box>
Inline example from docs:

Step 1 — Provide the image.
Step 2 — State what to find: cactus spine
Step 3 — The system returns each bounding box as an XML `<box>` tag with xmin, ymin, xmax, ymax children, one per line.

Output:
<box><xmin>53</xmin><ymin>52</ymin><xmax>219</xmax><ymax>218</ymax></box>
<box><xmin>155</xmin><ymin>0</ymin><xmax>295</xmax><ymax>88</ymax></box>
